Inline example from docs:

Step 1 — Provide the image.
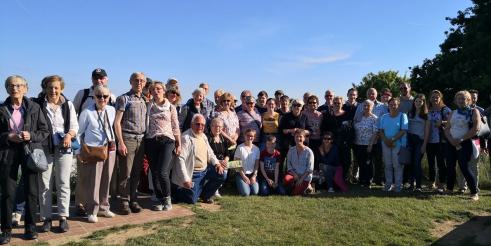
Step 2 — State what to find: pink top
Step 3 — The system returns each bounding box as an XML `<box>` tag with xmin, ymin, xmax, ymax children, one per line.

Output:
<box><xmin>146</xmin><ymin>100</ymin><xmax>180</xmax><ymax>140</ymax></box>
<box><xmin>9</xmin><ymin>105</ymin><xmax>24</xmax><ymax>133</ymax></box>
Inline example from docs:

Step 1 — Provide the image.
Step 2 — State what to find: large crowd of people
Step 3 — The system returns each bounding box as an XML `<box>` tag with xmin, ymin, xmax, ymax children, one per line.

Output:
<box><xmin>0</xmin><ymin>68</ymin><xmax>490</xmax><ymax>243</ymax></box>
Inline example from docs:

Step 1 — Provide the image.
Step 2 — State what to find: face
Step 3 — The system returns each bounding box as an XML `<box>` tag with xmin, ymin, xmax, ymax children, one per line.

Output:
<box><xmin>308</xmin><ymin>98</ymin><xmax>318</xmax><ymax>111</ymax></box>
<box><xmin>191</xmin><ymin>116</ymin><xmax>206</xmax><ymax>134</ymax></box>
<box><xmin>280</xmin><ymin>99</ymin><xmax>289</xmax><ymax>109</ymax></box>
<box><xmin>455</xmin><ymin>94</ymin><xmax>468</xmax><ymax>108</ymax></box>
<box><xmin>471</xmin><ymin>93</ymin><xmax>478</xmax><ymax>104</ymax></box>
<box><xmin>333</xmin><ymin>98</ymin><xmax>342</xmax><ymax>110</ymax></box>
<box><xmin>266</xmin><ymin>140</ymin><xmax>276</xmax><ymax>150</ymax></box>
<box><xmin>214</xmin><ymin>92</ymin><xmax>222</xmax><ymax>104</ymax></box>
<box><xmin>241</xmin><ymin>92</ymin><xmax>251</xmax><ymax>104</ymax></box>
<box><xmin>151</xmin><ymin>84</ymin><xmax>165</xmax><ymax>100</ymax></box>
<box><xmin>201</xmin><ymin>84</ymin><xmax>209</xmax><ymax>95</ymax></box>
<box><xmin>46</xmin><ymin>81</ymin><xmax>62</xmax><ymax>101</ymax></box>
<box><xmin>258</xmin><ymin>95</ymin><xmax>267</xmax><ymax>106</ymax></box>
<box><xmin>414</xmin><ymin>98</ymin><xmax>424</xmax><ymax>108</ymax></box>
<box><xmin>7</xmin><ymin>79</ymin><xmax>26</xmax><ymax>99</ymax></box>
<box><xmin>92</xmin><ymin>76</ymin><xmax>108</xmax><ymax>87</ymax></box>
<box><xmin>348</xmin><ymin>91</ymin><xmax>357</xmax><ymax>101</ymax></box>
<box><xmin>221</xmin><ymin>97</ymin><xmax>232</xmax><ymax>110</ymax></box>
<box><xmin>244</xmin><ymin>131</ymin><xmax>255</xmax><ymax>143</ymax></box>
<box><xmin>266</xmin><ymin>100</ymin><xmax>276</xmax><ymax>111</ymax></box>
<box><xmin>388</xmin><ymin>100</ymin><xmax>399</xmax><ymax>112</ymax></box>
<box><xmin>322</xmin><ymin>135</ymin><xmax>333</xmax><ymax>146</ymax></box>
<box><xmin>193</xmin><ymin>92</ymin><xmax>204</xmax><ymax>104</ymax></box>
<box><xmin>431</xmin><ymin>93</ymin><xmax>441</xmax><ymax>105</ymax></box>
<box><xmin>368</xmin><ymin>90</ymin><xmax>377</xmax><ymax>101</ymax></box>
<box><xmin>95</xmin><ymin>89</ymin><xmax>109</xmax><ymax>109</ymax></box>
<box><xmin>166</xmin><ymin>91</ymin><xmax>178</xmax><ymax>103</ymax></box>
<box><xmin>325</xmin><ymin>91</ymin><xmax>334</xmax><ymax>103</ymax></box>
<box><xmin>292</xmin><ymin>103</ymin><xmax>302</xmax><ymax>115</ymax></box>
<box><xmin>381</xmin><ymin>94</ymin><xmax>391</xmax><ymax>103</ymax></box>
<box><xmin>130</xmin><ymin>74</ymin><xmax>145</xmax><ymax>93</ymax></box>
<box><xmin>363</xmin><ymin>102</ymin><xmax>373</xmax><ymax>114</ymax></box>
<box><xmin>294</xmin><ymin>133</ymin><xmax>305</xmax><ymax>145</ymax></box>
<box><xmin>245</xmin><ymin>101</ymin><xmax>255</xmax><ymax>112</ymax></box>
<box><xmin>400</xmin><ymin>84</ymin><xmax>410</xmax><ymax>96</ymax></box>
<box><xmin>210</xmin><ymin>121</ymin><xmax>223</xmax><ymax>136</ymax></box>
<box><xmin>275</xmin><ymin>93</ymin><xmax>283</xmax><ymax>101</ymax></box>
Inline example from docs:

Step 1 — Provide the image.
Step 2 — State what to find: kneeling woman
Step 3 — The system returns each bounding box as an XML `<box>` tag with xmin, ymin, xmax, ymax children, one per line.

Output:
<box><xmin>77</xmin><ymin>85</ymin><xmax>117</xmax><ymax>223</ymax></box>
<box><xmin>284</xmin><ymin>129</ymin><xmax>314</xmax><ymax>195</ymax></box>
<box><xmin>234</xmin><ymin>128</ymin><xmax>260</xmax><ymax>196</ymax></box>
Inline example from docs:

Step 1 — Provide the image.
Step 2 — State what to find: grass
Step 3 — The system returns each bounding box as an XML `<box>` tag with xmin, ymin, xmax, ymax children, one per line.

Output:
<box><xmin>64</xmin><ymin>157</ymin><xmax>491</xmax><ymax>245</ymax></box>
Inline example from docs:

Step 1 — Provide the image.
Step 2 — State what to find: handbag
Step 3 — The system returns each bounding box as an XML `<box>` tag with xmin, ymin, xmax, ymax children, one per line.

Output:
<box><xmin>24</xmin><ymin>144</ymin><xmax>49</xmax><ymax>172</ymax></box>
<box><xmin>397</xmin><ymin>113</ymin><xmax>411</xmax><ymax>165</ymax></box>
<box><xmin>4</xmin><ymin>106</ymin><xmax>48</xmax><ymax>172</ymax></box>
<box><xmin>80</xmin><ymin>109</ymin><xmax>113</xmax><ymax>163</ymax></box>
<box><xmin>469</xmin><ymin>110</ymin><xmax>490</xmax><ymax>139</ymax></box>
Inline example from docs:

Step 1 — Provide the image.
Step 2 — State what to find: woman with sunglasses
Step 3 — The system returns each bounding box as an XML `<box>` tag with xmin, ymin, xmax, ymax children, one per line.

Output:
<box><xmin>303</xmin><ymin>95</ymin><xmax>323</xmax><ymax>155</ymax></box>
<box><xmin>315</xmin><ymin>132</ymin><xmax>340</xmax><ymax>192</ymax></box>
<box><xmin>33</xmin><ymin>75</ymin><xmax>78</xmax><ymax>233</ymax></box>
<box><xmin>353</xmin><ymin>100</ymin><xmax>378</xmax><ymax>188</ymax></box>
<box><xmin>77</xmin><ymin>85</ymin><xmax>117</xmax><ymax>223</ymax></box>
<box><xmin>165</xmin><ymin>87</ymin><xmax>182</xmax><ymax>115</ymax></box>
<box><xmin>213</xmin><ymin>92</ymin><xmax>239</xmax><ymax>145</ymax></box>
<box><xmin>145</xmin><ymin>82</ymin><xmax>181</xmax><ymax>211</ymax></box>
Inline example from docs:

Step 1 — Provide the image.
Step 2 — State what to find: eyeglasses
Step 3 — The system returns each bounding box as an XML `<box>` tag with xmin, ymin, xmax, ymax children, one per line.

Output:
<box><xmin>95</xmin><ymin>95</ymin><xmax>109</xmax><ymax>99</ymax></box>
<box><xmin>246</xmin><ymin>134</ymin><xmax>255</xmax><ymax>138</ymax></box>
<box><xmin>308</xmin><ymin>101</ymin><xmax>317</xmax><ymax>104</ymax></box>
<box><xmin>333</xmin><ymin>102</ymin><xmax>341</xmax><ymax>105</ymax></box>
<box><xmin>194</xmin><ymin>123</ymin><xmax>205</xmax><ymax>127</ymax></box>
<box><xmin>246</xmin><ymin>102</ymin><xmax>254</xmax><ymax>105</ymax></box>
<box><xmin>8</xmin><ymin>84</ymin><xmax>24</xmax><ymax>89</ymax></box>
<box><xmin>222</xmin><ymin>100</ymin><xmax>231</xmax><ymax>103</ymax></box>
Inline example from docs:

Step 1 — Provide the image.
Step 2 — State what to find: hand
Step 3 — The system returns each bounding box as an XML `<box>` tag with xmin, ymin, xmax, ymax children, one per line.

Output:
<box><xmin>174</xmin><ymin>145</ymin><xmax>181</xmax><ymax>156</ymax></box>
<box><xmin>267</xmin><ymin>179</ymin><xmax>274</xmax><ymax>187</ymax></box>
<box><xmin>63</xmin><ymin>135</ymin><xmax>72</xmax><ymax>149</ymax></box>
<box><xmin>118</xmin><ymin>142</ymin><xmax>128</xmax><ymax>156</ymax></box>
<box><xmin>215</xmin><ymin>164</ymin><xmax>224</xmax><ymax>175</ymax></box>
<box><xmin>242</xmin><ymin>175</ymin><xmax>251</xmax><ymax>185</ymax></box>
<box><xmin>220</xmin><ymin>159</ymin><xmax>228</xmax><ymax>169</ymax></box>
<box><xmin>272</xmin><ymin>182</ymin><xmax>278</xmax><ymax>188</ymax></box>
<box><xmin>450</xmin><ymin>138</ymin><xmax>460</xmax><ymax>147</ymax></box>
<box><xmin>383</xmin><ymin>138</ymin><xmax>392</xmax><ymax>147</ymax></box>
<box><xmin>8</xmin><ymin>133</ymin><xmax>23</xmax><ymax>143</ymax></box>
<box><xmin>250</xmin><ymin>176</ymin><xmax>257</xmax><ymax>184</ymax></box>
<box><xmin>183</xmin><ymin>181</ymin><xmax>193</xmax><ymax>189</ymax></box>
<box><xmin>20</xmin><ymin>131</ymin><xmax>30</xmax><ymax>141</ymax></box>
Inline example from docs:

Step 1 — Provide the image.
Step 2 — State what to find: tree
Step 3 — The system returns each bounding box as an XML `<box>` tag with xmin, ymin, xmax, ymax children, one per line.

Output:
<box><xmin>352</xmin><ymin>70</ymin><xmax>410</xmax><ymax>100</ymax></box>
<box><xmin>410</xmin><ymin>0</ymin><xmax>491</xmax><ymax>106</ymax></box>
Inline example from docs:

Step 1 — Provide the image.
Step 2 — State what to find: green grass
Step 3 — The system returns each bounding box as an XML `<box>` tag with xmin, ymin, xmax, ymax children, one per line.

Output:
<box><xmin>65</xmin><ymin>158</ymin><xmax>491</xmax><ymax>246</ymax></box>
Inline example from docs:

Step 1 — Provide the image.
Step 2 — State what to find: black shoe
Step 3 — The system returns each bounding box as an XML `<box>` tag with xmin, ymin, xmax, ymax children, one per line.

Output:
<box><xmin>24</xmin><ymin>228</ymin><xmax>38</xmax><ymax>240</ymax></box>
<box><xmin>59</xmin><ymin>218</ymin><xmax>69</xmax><ymax>232</ymax></box>
<box><xmin>41</xmin><ymin>219</ymin><xmax>52</xmax><ymax>232</ymax></box>
<box><xmin>120</xmin><ymin>202</ymin><xmax>131</xmax><ymax>215</ymax></box>
<box><xmin>130</xmin><ymin>202</ymin><xmax>142</xmax><ymax>213</ymax></box>
<box><xmin>76</xmin><ymin>205</ymin><xmax>87</xmax><ymax>217</ymax></box>
<box><xmin>0</xmin><ymin>231</ymin><xmax>11</xmax><ymax>245</ymax></box>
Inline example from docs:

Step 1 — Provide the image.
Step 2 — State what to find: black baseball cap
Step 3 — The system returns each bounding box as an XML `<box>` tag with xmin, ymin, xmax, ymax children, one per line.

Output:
<box><xmin>92</xmin><ymin>68</ymin><xmax>107</xmax><ymax>78</ymax></box>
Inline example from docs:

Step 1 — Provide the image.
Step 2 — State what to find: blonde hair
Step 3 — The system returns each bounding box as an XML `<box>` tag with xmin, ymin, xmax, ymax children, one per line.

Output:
<box><xmin>454</xmin><ymin>90</ymin><xmax>472</xmax><ymax>106</ymax></box>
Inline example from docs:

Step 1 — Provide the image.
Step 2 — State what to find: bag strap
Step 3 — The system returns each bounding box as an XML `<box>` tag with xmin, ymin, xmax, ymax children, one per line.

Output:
<box><xmin>4</xmin><ymin>106</ymin><xmax>20</xmax><ymax>133</ymax></box>
<box><xmin>105</xmin><ymin>110</ymin><xmax>115</xmax><ymax>141</ymax></box>
<box><xmin>245</xmin><ymin>110</ymin><xmax>261</xmax><ymax>129</ymax></box>
<box><xmin>97</xmin><ymin>109</ymin><xmax>112</xmax><ymax>142</ymax></box>
<box><xmin>77</xmin><ymin>88</ymin><xmax>90</xmax><ymax>119</ymax></box>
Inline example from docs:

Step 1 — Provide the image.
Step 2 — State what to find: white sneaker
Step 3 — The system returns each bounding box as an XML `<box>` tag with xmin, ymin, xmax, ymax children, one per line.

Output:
<box><xmin>214</xmin><ymin>190</ymin><xmax>222</xmax><ymax>198</ymax></box>
<box><xmin>97</xmin><ymin>210</ymin><xmax>116</xmax><ymax>218</ymax></box>
<box><xmin>327</xmin><ymin>188</ymin><xmax>335</xmax><ymax>193</ymax></box>
<box><xmin>87</xmin><ymin>214</ymin><xmax>98</xmax><ymax>223</ymax></box>
<box><xmin>471</xmin><ymin>194</ymin><xmax>479</xmax><ymax>201</ymax></box>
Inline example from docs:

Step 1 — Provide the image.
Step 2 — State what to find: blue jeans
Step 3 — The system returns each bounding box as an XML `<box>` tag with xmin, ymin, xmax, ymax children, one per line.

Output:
<box><xmin>236</xmin><ymin>173</ymin><xmax>259</xmax><ymax>196</ymax></box>
<box><xmin>446</xmin><ymin>140</ymin><xmax>478</xmax><ymax>194</ymax></box>
<box><xmin>172</xmin><ymin>165</ymin><xmax>227</xmax><ymax>204</ymax></box>
<box><xmin>258</xmin><ymin>178</ymin><xmax>286</xmax><ymax>196</ymax></box>
<box><xmin>408</xmin><ymin>133</ymin><xmax>424</xmax><ymax>188</ymax></box>
<box><xmin>323</xmin><ymin>165</ymin><xmax>338</xmax><ymax>189</ymax></box>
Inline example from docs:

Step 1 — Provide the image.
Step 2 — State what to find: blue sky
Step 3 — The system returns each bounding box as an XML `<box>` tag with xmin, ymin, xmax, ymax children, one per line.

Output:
<box><xmin>0</xmin><ymin>0</ymin><xmax>472</xmax><ymax>102</ymax></box>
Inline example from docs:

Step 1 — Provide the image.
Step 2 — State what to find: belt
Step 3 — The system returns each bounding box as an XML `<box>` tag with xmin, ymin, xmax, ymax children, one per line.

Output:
<box><xmin>122</xmin><ymin>133</ymin><xmax>144</xmax><ymax>139</ymax></box>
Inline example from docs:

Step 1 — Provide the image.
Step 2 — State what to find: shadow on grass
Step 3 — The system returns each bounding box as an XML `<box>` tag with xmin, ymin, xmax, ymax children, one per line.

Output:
<box><xmin>432</xmin><ymin>215</ymin><xmax>491</xmax><ymax>246</ymax></box>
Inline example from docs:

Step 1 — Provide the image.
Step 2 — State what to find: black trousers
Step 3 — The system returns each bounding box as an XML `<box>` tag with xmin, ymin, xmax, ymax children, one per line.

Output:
<box><xmin>0</xmin><ymin>144</ymin><xmax>38</xmax><ymax>231</ymax></box>
<box><xmin>426</xmin><ymin>142</ymin><xmax>447</xmax><ymax>184</ymax></box>
<box><xmin>145</xmin><ymin>137</ymin><xmax>175</xmax><ymax>199</ymax></box>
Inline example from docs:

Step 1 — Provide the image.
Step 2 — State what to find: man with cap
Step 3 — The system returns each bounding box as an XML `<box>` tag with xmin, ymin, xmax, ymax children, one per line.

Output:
<box><xmin>113</xmin><ymin>72</ymin><xmax>148</xmax><ymax>214</ymax></box>
<box><xmin>72</xmin><ymin>68</ymin><xmax>117</xmax><ymax>216</ymax></box>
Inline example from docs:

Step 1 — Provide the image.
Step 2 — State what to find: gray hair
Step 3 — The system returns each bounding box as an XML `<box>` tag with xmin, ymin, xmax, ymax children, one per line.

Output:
<box><xmin>211</xmin><ymin>117</ymin><xmax>224</xmax><ymax>126</ymax></box>
<box><xmin>5</xmin><ymin>75</ymin><xmax>28</xmax><ymax>90</ymax></box>
<box><xmin>129</xmin><ymin>72</ymin><xmax>145</xmax><ymax>82</ymax></box>
<box><xmin>364</xmin><ymin>99</ymin><xmax>374</xmax><ymax>107</ymax></box>
<box><xmin>191</xmin><ymin>113</ymin><xmax>205</xmax><ymax>124</ymax></box>
<box><xmin>192</xmin><ymin>88</ymin><xmax>205</xmax><ymax>96</ymax></box>
<box><xmin>93</xmin><ymin>85</ymin><xmax>110</xmax><ymax>96</ymax></box>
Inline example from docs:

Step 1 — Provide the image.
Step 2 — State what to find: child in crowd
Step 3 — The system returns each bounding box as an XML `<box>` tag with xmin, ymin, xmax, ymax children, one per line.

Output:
<box><xmin>259</xmin><ymin>136</ymin><xmax>285</xmax><ymax>196</ymax></box>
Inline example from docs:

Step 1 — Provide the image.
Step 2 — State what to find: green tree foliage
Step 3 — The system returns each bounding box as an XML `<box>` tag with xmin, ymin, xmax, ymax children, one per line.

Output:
<box><xmin>410</xmin><ymin>0</ymin><xmax>491</xmax><ymax>106</ymax></box>
<box><xmin>352</xmin><ymin>70</ymin><xmax>410</xmax><ymax>100</ymax></box>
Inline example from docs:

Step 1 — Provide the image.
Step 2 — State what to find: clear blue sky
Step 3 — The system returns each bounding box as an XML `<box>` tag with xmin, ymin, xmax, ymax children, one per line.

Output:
<box><xmin>0</xmin><ymin>0</ymin><xmax>472</xmax><ymax>102</ymax></box>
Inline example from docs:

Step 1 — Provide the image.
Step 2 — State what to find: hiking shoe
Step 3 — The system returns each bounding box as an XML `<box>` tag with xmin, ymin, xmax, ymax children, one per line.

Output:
<box><xmin>97</xmin><ymin>210</ymin><xmax>116</xmax><ymax>218</ymax></box>
<box><xmin>414</xmin><ymin>188</ymin><xmax>423</xmax><ymax>193</ymax></box>
<box><xmin>24</xmin><ymin>227</ymin><xmax>38</xmax><ymax>240</ymax></box>
<box><xmin>59</xmin><ymin>218</ymin><xmax>69</xmax><ymax>232</ymax></box>
<box><xmin>163</xmin><ymin>196</ymin><xmax>173</xmax><ymax>211</ymax></box>
<box><xmin>41</xmin><ymin>219</ymin><xmax>52</xmax><ymax>232</ymax></box>
<box><xmin>87</xmin><ymin>215</ymin><xmax>98</xmax><ymax>223</ymax></box>
<box><xmin>214</xmin><ymin>190</ymin><xmax>222</xmax><ymax>198</ymax></box>
<box><xmin>130</xmin><ymin>202</ymin><xmax>142</xmax><ymax>213</ymax></box>
<box><xmin>120</xmin><ymin>202</ymin><xmax>131</xmax><ymax>215</ymax></box>
<box><xmin>12</xmin><ymin>212</ymin><xmax>21</xmax><ymax>228</ymax></box>
<box><xmin>152</xmin><ymin>203</ymin><xmax>164</xmax><ymax>211</ymax></box>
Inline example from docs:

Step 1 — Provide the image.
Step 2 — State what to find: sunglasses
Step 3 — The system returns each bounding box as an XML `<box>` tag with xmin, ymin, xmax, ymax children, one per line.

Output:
<box><xmin>246</xmin><ymin>102</ymin><xmax>254</xmax><ymax>105</ymax></box>
<box><xmin>95</xmin><ymin>95</ymin><xmax>109</xmax><ymax>100</ymax></box>
<box><xmin>222</xmin><ymin>100</ymin><xmax>231</xmax><ymax>103</ymax></box>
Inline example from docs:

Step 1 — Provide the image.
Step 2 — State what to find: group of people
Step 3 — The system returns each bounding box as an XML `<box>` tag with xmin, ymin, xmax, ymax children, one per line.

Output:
<box><xmin>0</xmin><ymin>68</ymin><xmax>489</xmax><ymax>243</ymax></box>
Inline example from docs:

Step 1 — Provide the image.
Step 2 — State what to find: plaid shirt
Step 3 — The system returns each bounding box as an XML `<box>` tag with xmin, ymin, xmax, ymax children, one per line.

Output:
<box><xmin>116</xmin><ymin>90</ymin><xmax>147</xmax><ymax>135</ymax></box>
